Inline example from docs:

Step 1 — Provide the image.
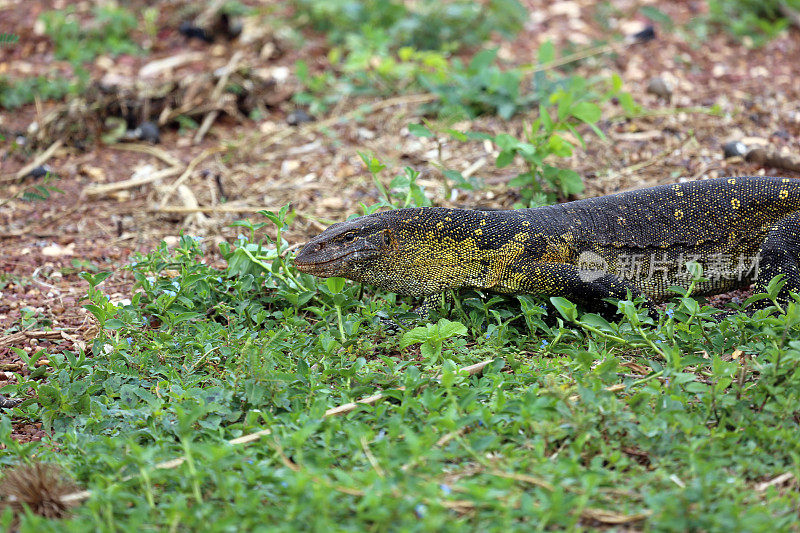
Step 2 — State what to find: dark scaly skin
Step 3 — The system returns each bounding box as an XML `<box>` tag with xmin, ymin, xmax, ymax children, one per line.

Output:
<box><xmin>295</xmin><ymin>177</ymin><xmax>800</xmax><ymax>316</ymax></box>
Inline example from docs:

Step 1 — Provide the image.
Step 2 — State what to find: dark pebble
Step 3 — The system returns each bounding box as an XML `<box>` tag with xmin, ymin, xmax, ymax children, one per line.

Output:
<box><xmin>632</xmin><ymin>26</ymin><xmax>656</xmax><ymax>43</ymax></box>
<box><xmin>216</xmin><ymin>13</ymin><xmax>242</xmax><ymax>40</ymax></box>
<box><xmin>28</xmin><ymin>165</ymin><xmax>52</xmax><ymax>179</ymax></box>
<box><xmin>722</xmin><ymin>141</ymin><xmax>748</xmax><ymax>158</ymax></box>
<box><xmin>287</xmin><ymin>109</ymin><xmax>314</xmax><ymax>126</ymax></box>
<box><xmin>772</xmin><ymin>130</ymin><xmax>791</xmax><ymax>141</ymax></box>
<box><xmin>179</xmin><ymin>21</ymin><xmax>213</xmax><ymax>43</ymax></box>
<box><xmin>136</xmin><ymin>121</ymin><xmax>161</xmax><ymax>144</ymax></box>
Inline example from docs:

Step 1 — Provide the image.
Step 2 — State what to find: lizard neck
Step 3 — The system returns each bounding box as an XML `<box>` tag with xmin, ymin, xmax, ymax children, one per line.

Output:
<box><xmin>378</xmin><ymin>207</ymin><xmax>545</xmax><ymax>295</ymax></box>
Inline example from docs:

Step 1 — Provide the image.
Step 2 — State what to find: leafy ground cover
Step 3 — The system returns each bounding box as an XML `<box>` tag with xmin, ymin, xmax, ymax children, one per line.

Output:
<box><xmin>1</xmin><ymin>0</ymin><xmax>800</xmax><ymax>530</ymax></box>
<box><xmin>5</xmin><ymin>220</ymin><xmax>800</xmax><ymax>530</ymax></box>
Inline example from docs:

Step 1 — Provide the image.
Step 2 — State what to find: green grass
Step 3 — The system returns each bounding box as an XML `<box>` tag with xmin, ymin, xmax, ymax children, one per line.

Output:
<box><xmin>0</xmin><ymin>75</ymin><xmax>75</xmax><ymax>109</ymax></box>
<box><xmin>40</xmin><ymin>6</ymin><xmax>141</xmax><ymax>66</ymax></box>
<box><xmin>0</xmin><ymin>6</ymin><xmax>142</xmax><ymax>110</ymax></box>
<box><xmin>291</xmin><ymin>0</ymin><xmax>525</xmax><ymax>52</ymax></box>
<box><xmin>2</xmin><ymin>207</ymin><xmax>800</xmax><ymax>531</ymax></box>
<box><xmin>290</xmin><ymin>0</ymin><xmax>532</xmax><ymax>118</ymax></box>
<box><xmin>707</xmin><ymin>0</ymin><xmax>799</xmax><ymax>47</ymax></box>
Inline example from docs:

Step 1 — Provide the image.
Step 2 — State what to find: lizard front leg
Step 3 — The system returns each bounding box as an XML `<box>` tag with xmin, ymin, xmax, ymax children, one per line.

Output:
<box><xmin>380</xmin><ymin>293</ymin><xmax>450</xmax><ymax>330</ymax></box>
<box><xmin>417</xmin><ymin>292</ymin><xmax>453</xmax><ymax>318</ymax></box>
<box><xmin>752</xmin><ymin>211</ymin><xmax>800</xmax><ymax>310</ymax></box>
<box><xmin>507</xmin><ymin>262</ymin><xmax>654</xmax><ymax>317</ymax></box>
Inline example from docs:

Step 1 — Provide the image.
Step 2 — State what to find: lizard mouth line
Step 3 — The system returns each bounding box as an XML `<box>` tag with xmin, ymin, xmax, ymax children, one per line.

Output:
<box><xmin>295</xmin><ymin>249</ymin><xmax>359</xmax><ymax>271</ymax></box>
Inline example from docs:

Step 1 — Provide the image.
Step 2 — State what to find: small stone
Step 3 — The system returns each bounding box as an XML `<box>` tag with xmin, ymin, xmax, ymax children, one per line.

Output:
<box><xmin>80</xmin><ymin>165</ymin><xmax>106</xmax><ymax>181</ymax></box>
<box><xmin>179</xmin><ymin>21</ymin><xmax>213</xmax><ymax>43</ymax></box>
<box><xmin>647</xmin><ymin>77</ymin><xmax>673</xmax><ymax>99</ymax></box>
<box><xmin>135</xmin><ymin>121</ymin><xmax>160</xmax><ymax>144</ymax></box>
<box><xmin>270</xmin><ymin>66</ymin><xmax>290</xmax><ymax>82</ymax></box>
<box><xmin>722</xmin><ymin>141</ymin><xmax>748</xmax><ymax>158</ymax></box>
<box><xmin>33</xmin><ymin>18</ymin><xmax>46</xmax><ymax>36</ymax></box>
<box><xmin>740</xmin><ymin>136</ymin><xmax>768</xmax><ymax>147</ymax></box>
<box><xmin>95</xmin><ymin>55</ymin><xmax>114</xmax><ymax>70</ymax></box>
<box><xmin>712</xmin><ymin>64</ymin><xmax>727</xmax><ymax>78</ymax></box>
<box><xmin>631</xmin><ymin>25</ymin><xmax>656</xmax><ymax>43</ymax></box>
<box><xmin>260</xmin><ymin>42</ymin><xmax>276</xmax><ymax>60</ymax></box>
<box><xmin>28</xmin><ymin>165</ymin><xmax>52</xmax><ymax>179</ymax></box>
<box><xmin>320</xmin><ymin>197</ymin><xmax>344</xmax><ymax>209</ymax></box>
<box><xmin>41</xmin><ymin>242</ymin><xmax>75</xmax><ymax>257</ymax></box>
<box><xmin>259</xmin><ymin>120</ymin><xmax>279</xmax><ymax>134</ymax></box>
<box><xmin>281</xmin><ymin>160</ymin><xmax>300</xmax><ymax>175</ymax></box>
<box><xmin>550</xmin><ymin>1</ymin><xmax>581</xmax><ymax>17</ymax></box>
<box><xmin>287</xmin><ymin>109</ymin><xmax>314</xmax><ymax>126</ymax></box>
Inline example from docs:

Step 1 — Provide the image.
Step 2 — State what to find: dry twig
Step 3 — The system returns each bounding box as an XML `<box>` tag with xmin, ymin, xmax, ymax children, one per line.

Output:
<box><xmin>0</xmin><ymin>330</ymin><xmax>70</xmax><ymax>349</ymax></box>
<box><xmin>1</xmin><ymin>140</ymin><xmax>64</xmax><ymax>183</ymax></box>
<box><xmin>194</xmin><ymin>51</ymin><xmax>244</xmax><ymax>144</ymax></box>
<box><xmin>158</xmin><ymin>146</ymin><xmax>226</xmax><ymax>207</ymax></box>
<box><xmin>83</xmin><ymin>167</ymin><xmax>183</xmax><ymax>197</ymax></box>
<box><xmin>755</xmin><ymin>472</ymin><xmax>795</xmax><ymax>492</ymax></box>
<box><xmin>149</xmin><ymin>204</ymin><xmax>282</xmax><ymax>214</ymax></box>
<box><xmin>111</xmin><ymin>143</ymin><xmax>182</xmax><ymax>167</ymax></box>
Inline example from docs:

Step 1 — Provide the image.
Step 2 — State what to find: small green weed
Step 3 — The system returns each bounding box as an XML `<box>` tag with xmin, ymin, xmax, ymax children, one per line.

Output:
<box><xmin>359</xmin><ymin>152</ymin><xmax>432</xmax><ymax>210</ymax></box>
<box><xmin>412</xmin><ymin>65</ymin><xmax>638</xmax><ymax>205</ymax></box>
<box><xmin>176</xmin><ymin>115</ymin><xmax>199</xmax><ymax>134</ymax></box>
<box><xmin>485</xmin><ymin>63</ymin><xmax>636</xmax><ymax>205</ymax></box>
<box><xmin>294</xmin><ymin>45</ymin><xmax>452</xmax><ymax>115</ymax></box>
<box><xmin>40</xmin><ymin>6</ymin><xmax>141</xmax><ymax>66</ymax></box>
<box><xmin>292</xmin><ymin>0</ymin><xmax>525</xmax><ymax>51</ymax></box>
<box><xmin>0</xmin><ymin>74</ymin><xmax>74</xmax><ymax>109</ymax></box>
<box><xmin>2</xmin><ymin>7</ymin><xmax>143</xmax><ymax>110</ymax></box>
<box><xmin>706</xmin><ymin>0</ymin><xmax>798</xmax><ymax>46</ymax></box>
<box><xmin>400</xmin><ymin>318</ymin><xmax>468</xmax><ymax>363</ymax></box>
<box><xmin>418</xmin><ymin>47</ymin><xmax>533</xmax><ymax>120</ymax></box>
<box><xmin>291</xmin><ymin>0</ymin><xmax>530</xmax><ymax>116</ymax></box>
<box><xmin>0</xmin><ymin>33</ymin><xmax>19</xmax><ymax>47</ymax></box>
<box><xmin>0</xmin><ymin>172</ymin><xmax>63</xmax><ymax>208</ymax></box>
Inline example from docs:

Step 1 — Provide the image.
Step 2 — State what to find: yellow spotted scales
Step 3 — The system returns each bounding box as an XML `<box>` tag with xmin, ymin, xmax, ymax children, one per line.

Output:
<box><xmin>295</xmin><ymin>177</ymin><xmax>800</xmax><ymax>315</ymax></box>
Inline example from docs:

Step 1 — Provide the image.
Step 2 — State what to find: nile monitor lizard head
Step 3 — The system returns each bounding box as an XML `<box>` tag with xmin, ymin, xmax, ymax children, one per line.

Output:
<box><xmin>296</xmin><ymin>209</ymin><xmax>450</xmax><ymax>296</ymax></box>
<box><xmin>295</xmin><ymin>211</ymin><xmax>395</xmax><ymax>280</ymax></box>
<box><xmin>295</xmin><ymin>207</ymin><xmax>535</xmax><ymax>297</ymax></box>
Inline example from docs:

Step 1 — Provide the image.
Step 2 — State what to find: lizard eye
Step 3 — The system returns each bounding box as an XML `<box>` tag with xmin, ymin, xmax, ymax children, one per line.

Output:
<box><xmin>343</xmin><ymin>232</ymin><xmax>357</xmax><ymax>243</ymax></box>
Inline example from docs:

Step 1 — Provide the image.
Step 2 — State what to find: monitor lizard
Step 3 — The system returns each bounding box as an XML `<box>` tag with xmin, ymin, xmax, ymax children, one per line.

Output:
<box><xmin>295</xmin><ymin>176</ymin><xmax>800</xmax><ymax>317</ymax></box>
